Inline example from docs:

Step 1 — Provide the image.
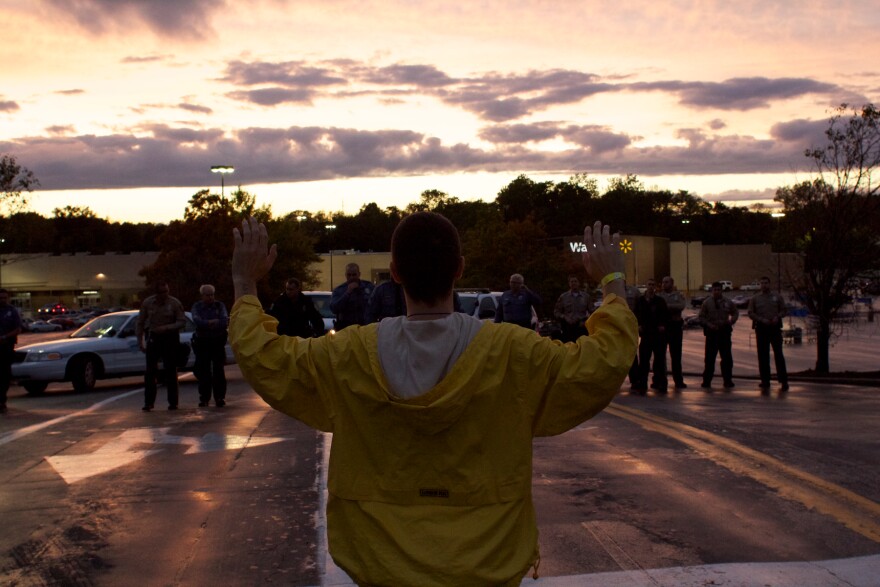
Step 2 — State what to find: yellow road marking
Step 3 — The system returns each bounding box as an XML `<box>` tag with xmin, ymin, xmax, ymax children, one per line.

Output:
<box><xmin>606</xmin><ymin>403</ymin><xmax>880</xmax><ymax>543</ymax></box>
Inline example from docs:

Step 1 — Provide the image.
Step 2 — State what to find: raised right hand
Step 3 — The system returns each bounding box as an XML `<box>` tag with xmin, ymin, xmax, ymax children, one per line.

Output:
<box><xmin>582</xmin><ymin>221</ymin><xmax>625</xmax><ymax>282</ymax></box>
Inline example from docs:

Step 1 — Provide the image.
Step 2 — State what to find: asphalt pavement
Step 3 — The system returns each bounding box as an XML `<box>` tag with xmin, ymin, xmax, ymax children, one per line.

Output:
<box><xmin>538</xmin><ymin>311</ymin><xmax>880</xmax><ymax>586</ymax></box>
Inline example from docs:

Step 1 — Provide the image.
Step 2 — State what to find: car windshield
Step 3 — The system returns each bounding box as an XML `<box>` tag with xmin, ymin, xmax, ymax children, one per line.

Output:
<box><xmin>70</xmin><ymin>314</ymin><xmax>131</xmax><ymax>338</ymax></box>
<box><xmin>457</xmin><ymin>295</ymin><xmax>478</xmax><ymax>315</ymax></box>
<box><xmin>308</xmin><ymin>294</ymin><xmax>334</xmax><ymax>319</ymax></box>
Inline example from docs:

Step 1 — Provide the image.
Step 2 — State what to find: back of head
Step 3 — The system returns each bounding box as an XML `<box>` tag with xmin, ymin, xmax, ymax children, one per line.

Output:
<box><xmin>391</xmin><ymin>212</ymin><xmax>461</xmax><ymax>304</ymax></box>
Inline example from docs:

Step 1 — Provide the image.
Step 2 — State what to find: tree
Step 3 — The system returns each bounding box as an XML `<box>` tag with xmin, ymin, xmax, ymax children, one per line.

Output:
<box><xmin>139</xmin><ymin>188</ymin><xmax>314</xmax><ymax>309</ymax></box>
<box><xmin>496</xmin><ymin>175</ymin><xmax>553</xmax><ymax>223</ymax></box>
<box><xmin>0</xmin><ymin>154</ymin><xmax>39</xmax><ymax>214</ymax></box>
<box><xmin>405</xmin><ymin>189</ymin><xmax>458</xmax><ymax>213</ymax></box>
<box><xmin>459</xmin><ymin>215</ymin><xmax>572</xmax><ymax>318</ymax></box>
<box><xmin>775</xmin><ymin>103</ymin><xmax>880</xmax><ymax>373</ymax></box>
<box><xmin>52</xmin><ymin>206</ymin><xmax>115</xmax><ymax>254</ymax></box>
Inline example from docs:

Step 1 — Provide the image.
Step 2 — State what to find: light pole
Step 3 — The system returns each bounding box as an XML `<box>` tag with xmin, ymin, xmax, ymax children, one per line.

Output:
<box><xmin>0</xmin><ymin>237</ymin><xmax>4</xmax><ymax>288</ymax></box>
<box><xmin>325</xmin><ymin>224</ymin><xmax>337</xmax><ymax>289</ymax></box>
<box><xmin>681</xmin><ymin>219</ymin><xmax>691</xmax><ymax>294</ymax></box>
<box><xmin>684</xmin><ymin>241</ymin><xmax>691</xmax><ymax>295</ymax></box>
<box><xmin>772</xmin><ymin>212</ymin><xmax>785</xmax><ymax>294</ymax></box>
<box><xmin>210</xmin><ymin>165</ymin><xmax>234</xmax><ymax>198</ymax></box>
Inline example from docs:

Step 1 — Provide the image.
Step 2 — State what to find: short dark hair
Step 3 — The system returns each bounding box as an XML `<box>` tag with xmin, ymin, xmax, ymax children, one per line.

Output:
<box><xmin>712</xmin><ymin>281</ymin><xmax>723</xmax><ymax>289</ymax></box>
<box><xmin>286</xmin><ymin>277</ymin><xmax>301</xmax><ymax>288</ymax></box>
<box><xmin>391</xmin><ymin>212</ymin><xmax>461</xmax><ymax>304</ymax></box>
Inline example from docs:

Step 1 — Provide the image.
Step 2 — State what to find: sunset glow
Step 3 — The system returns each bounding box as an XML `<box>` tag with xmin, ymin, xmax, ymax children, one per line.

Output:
<box><xmin>1</xmin><ymin>0</ymin><xmax>878</xmax><ymax>223</ymax></box>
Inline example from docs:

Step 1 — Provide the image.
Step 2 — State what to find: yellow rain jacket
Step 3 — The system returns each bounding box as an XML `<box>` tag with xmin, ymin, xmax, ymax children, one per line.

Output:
<box><xmin>230</xmin><ymin>294</ymin><xmax>637</xmax><ymax>586</ymax></box>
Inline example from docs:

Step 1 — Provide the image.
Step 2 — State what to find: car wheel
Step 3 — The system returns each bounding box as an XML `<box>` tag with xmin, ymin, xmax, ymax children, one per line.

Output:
<box><xmin>71</xmin><ymin>356</ymin><xmax>99</xmax><ymax>393</ymax></box>
<box><xmin>23</xmin><ymin>381</ymin><xmax>49</xmax><ymax>396</ymax></box>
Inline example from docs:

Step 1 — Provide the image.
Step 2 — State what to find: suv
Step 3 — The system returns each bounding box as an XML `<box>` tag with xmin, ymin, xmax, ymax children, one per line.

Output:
<box><xmin>302</xmin><ymin>291</ymin><xmax>336</xmax><ymax>335</ymax></box>
<box><xmin>456</xmin><ymin>290</ymin><xmax>502</xmax><ymax>320</ymax></box>
<box><xmin>702</xmin><ymin>280</ymin><xmax>733</xmax><ymax>291</ymax></box>
<box><xmin>455</xmin><ymin>289</ymin><xmax>538</xmax><ymax>328</ymax></box>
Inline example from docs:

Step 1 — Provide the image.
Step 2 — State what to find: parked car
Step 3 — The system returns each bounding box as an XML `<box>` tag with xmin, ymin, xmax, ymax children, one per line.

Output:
<box><xmin>739</xmin><ymin>280</ymin><xmax>762</xmax><ymax>291</ymax></box>
<box><xmin>12</xmin><ymin>310</ymin><xmax>204</xmax><ymax>395</ymax></box>
<box><xmin>456</xmin><ymin>290</ymin><xmax>502</xmax><ymax>320</ymax></box>
<box><xmin>683</xmin><ymin>315</ymin><xmax>703</xmax><ymax>330</ymax></box>
<box><xmin>731</xmin><ymin>294</ymin><xmax>752</xmax><ymax>309</ymax></box>
<box><xmin>27</xmin><ymin>320</ymin><xmax>63</xmax><ymax>333</ymax></box>
<box><xmin>702</xmin><ymin>280</ymin><xmax>733</xmax><ymax>291</ymax></box>
<box><xmin>302</xmin><ymin>291</ymin><xmax>336</xmax><ymax>334</ymax></box>
<box><xmin>455</xmin><ymin>289</ymin><xmax>538</xmax><ymax>328</ymax></box>
<box><xmin>47</xmin><ymin>316</ymin><xmax>77</xmax><ymax>330</ymax></box>
<box><xmin>690</xmin><ymin>295</ymin><xmax>708</xmax><ymax>308</ymax></box>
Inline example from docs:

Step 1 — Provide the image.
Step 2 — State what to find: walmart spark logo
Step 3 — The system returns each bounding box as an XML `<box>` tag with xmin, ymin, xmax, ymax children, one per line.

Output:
<box><xmin>620</xmin><ymin>239</ymin><xmax>633</xmax><ymax>254</ymax></box>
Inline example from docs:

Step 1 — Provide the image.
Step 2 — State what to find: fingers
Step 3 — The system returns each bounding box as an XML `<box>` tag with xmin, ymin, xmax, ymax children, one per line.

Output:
<box><xmin>584</xmin><ymin>221</ymin><xmax>613</xmax><ymax>250</ymax></box>
<box><xmin>233</xmin><ymin>216</ymin><xmax>266</xmax><ymax>248</ymax></box>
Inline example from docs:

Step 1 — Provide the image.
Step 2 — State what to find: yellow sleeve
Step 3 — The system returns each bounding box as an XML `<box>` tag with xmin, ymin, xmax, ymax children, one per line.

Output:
<box><xmin>229</xmin><ymin>295</ymin><xmax>335</xmax><ymax>431</ymax></box>
<box><xmin>527</xmin><ymin>294</ymin><xmax>638</xmax><ymax>436</ymax></box>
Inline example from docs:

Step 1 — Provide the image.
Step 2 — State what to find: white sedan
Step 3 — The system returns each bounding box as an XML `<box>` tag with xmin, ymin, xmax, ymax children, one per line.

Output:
<box><xmin>27</xmin><ymin>320</ymin><xmax>63</xmax><ymax>333</ymax></box>
<box><xmin>12</xmin><ymin>310</ymin><xmax>201</xmax><ymax>395</ymax></box>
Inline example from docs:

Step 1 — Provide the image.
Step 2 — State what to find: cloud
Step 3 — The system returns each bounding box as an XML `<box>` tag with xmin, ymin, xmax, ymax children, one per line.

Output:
<box><xmin>226</xmin><ymin>88</ymin><xmax>316</xmax><ymax>106</ymax></box>
<box><xmin>770</xmin><ymin>118</ymin><xmax>828</xmax><ymax>146</ymax></box>
<box><xmin>0</xmin><ymin>99</ymin><xmax>19</xmax><ymax>112</ymax></box>
<box><xmin>222</xmin><ymin>60</ymin><xmax>347</xmax><ymax>88</ymax></box>
<box><xmin>1</xmin><ymin>116</ymin><xmax>816</xmax><ymax>192</ymax></box>
<box><xmin>220</xmin><ymin>59</ymin><xmax>850</xmax><ymax>122</ymax></box>
<box><xmin>45</xmin><ymin>0</ymin><xmax>224</xmax><ymax>39</ymax></box>
<box><xmin>45</xmin><ymin>125</ymin><xmax>76</xmax><ymax>136</ymax></box>
<box><xmin>54</xmin><ymin>89</ymin><xmax>85</xmax><ymax>96</ymax></box>
<box><xmin>121</xmin><ymin>54</ymin><xmax>174</xmax><ymax>64</ymax></box>
<box><xmin>480</xmin><ymin>122</ymin><xmax>633</xmax><ymax>153</ymax></box>
<box><xmin>365</xmin><ymin>64</ymin><xmax>455</xmax><ymax>87</ymax></box>
<box><xmin>178</xmin><ymin>102</ymin><xmax>213</xmax><ymax>114</ymax></box>
<box><xmin>631</xmin><ymin>77</ymin><xmax>844</xmax><ymax>110</ymax></box>
<box><xmin>221</xmin><ymin>61</ymin><xmax>615</xmax><ymax>121</ymax></box>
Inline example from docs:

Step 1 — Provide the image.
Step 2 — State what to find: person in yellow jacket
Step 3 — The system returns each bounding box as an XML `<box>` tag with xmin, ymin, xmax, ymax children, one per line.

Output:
<box><xmin>229</xmin><ymin>213</ymin><xmax>637</xmax><ymax>587</ymax></box>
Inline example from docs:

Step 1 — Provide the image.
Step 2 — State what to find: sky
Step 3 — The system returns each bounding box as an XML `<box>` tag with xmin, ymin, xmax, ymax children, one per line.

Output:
<box><xmin>1</xmin><ymin>0</ymin><xmax>878</xmax><ymax>224</ymax></box>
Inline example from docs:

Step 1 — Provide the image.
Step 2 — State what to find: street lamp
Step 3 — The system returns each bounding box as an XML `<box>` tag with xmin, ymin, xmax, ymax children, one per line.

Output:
<box><xmin>0</xmin><ymin>237</ymin><xmax>5</xmax><ymax>289</ymax></box>
<box><xmin>210</xmin><ymin>165</ymin><xmax>235</xmax><ymax>198</ymax></box>
<box><xmin>772</xmin><ymin>212</ymin><xmax>786</xmax><ymax>294</ymax></box>
<box><xmin>681</xmin><ymin>220</ymin><xmax>691</xmax><ymax>294</ymax></box>
<box><xmin>325</xmin><ymin>224</ymin><xmax>337</xmax><ymax>289</ymax></box>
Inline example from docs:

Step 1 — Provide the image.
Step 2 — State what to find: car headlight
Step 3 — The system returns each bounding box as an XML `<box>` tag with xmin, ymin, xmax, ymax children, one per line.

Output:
<box><xmin>24</xmin><ymin>351</ymin><xmax>64</xmax><ymax>362</ymax></box>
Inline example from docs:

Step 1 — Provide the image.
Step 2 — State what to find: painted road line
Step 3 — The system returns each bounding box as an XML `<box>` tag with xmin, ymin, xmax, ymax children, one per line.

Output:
<box><xmin>0</xmin><ymin>373</ymin><xmax>196</xmax><ymax>447</ymax></box>
<box><xmin>0</xmin><ymin>389</ymin><xmax>142</xmax><ymax>446</ymax></box>
<box><xmin>606</xmin><ymin>403</ymin><xmax>880</xmax><ymax>544</ymax></box>
<box><xmin>45</xmin><ymin>427</ymin><xmax>292</xmax><ymax>483</ymax></box>
<box><xmin>318</xmin><ymin>432</ymin><xmax>354</xmax><ymax>586</ymax></box>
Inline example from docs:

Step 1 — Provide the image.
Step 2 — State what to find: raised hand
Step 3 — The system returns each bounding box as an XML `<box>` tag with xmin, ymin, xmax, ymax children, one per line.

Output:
<box><xmin>582</xmin><ymin>220</ymin><xmax>626</xmax><ymax>297</ymax></box>
<box><xmin>232</xmin><ymin>216</ymin><xmax>278</xmax><ymax>299</ymax></box>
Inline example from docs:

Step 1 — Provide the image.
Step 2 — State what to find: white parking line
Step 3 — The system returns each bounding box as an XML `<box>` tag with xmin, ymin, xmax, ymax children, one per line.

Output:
<box><xmin>1</xmin><ymin>373</ymin><xmax>196</xmax><ymax>447</ymax></box>
<box><xmin>0</xmin><ymin>388</ymin><xmax>142</xmax><ymax>446</ymax></box>
<box><xmin>317</xmin><ymin>432</ymin><xmax>354</xmax><ymax>586</ymax></box>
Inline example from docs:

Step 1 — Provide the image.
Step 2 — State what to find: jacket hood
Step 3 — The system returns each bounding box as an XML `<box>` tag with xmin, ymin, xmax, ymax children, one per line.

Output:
<box><xmin>341</xmin><ymin>322</ymin><xmax>493</xmax><ymax>436</ymax></box>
